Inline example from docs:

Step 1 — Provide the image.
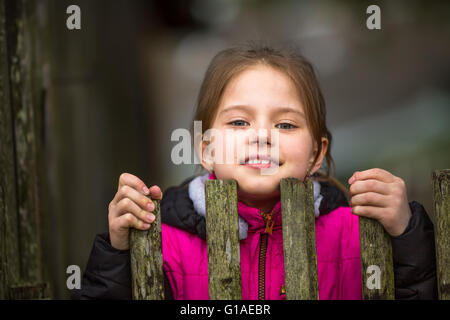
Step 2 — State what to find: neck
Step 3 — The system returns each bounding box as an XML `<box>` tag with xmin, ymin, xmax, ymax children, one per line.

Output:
<box><xmin>237</xmin><ymin>191</ymin><xmax>280</xmax><ymax>213</ymax></box>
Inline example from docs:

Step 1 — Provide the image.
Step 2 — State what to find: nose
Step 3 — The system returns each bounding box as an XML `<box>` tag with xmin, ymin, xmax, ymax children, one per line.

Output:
<box><xmin>249</xmin><ymin>126</ymin><xmax>272</xmax><ymax>149</ymax></box>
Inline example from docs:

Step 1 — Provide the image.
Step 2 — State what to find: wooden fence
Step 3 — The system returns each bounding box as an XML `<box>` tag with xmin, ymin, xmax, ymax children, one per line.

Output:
<box><xmin>130</xmin><ymin>170</ymin><xmax>449</xmax><ymax>300</ymax></box>
<box><xmin>0</xmin><ymin>0</ymin><xmax>50</xmax><ymax>299</ymax></box>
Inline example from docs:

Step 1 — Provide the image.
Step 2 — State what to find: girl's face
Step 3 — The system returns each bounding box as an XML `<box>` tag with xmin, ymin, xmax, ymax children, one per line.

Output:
<box><xmin>201</xmin><ymin>65</ymin><xmax>328</xmax><ymax>208</ymax></box>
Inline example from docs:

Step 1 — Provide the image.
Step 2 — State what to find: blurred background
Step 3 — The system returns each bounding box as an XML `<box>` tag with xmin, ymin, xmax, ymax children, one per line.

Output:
<box><xmin>0</xmin><ymin>0</ymin><xmax>449</xmax><ymax>299</ymax></box>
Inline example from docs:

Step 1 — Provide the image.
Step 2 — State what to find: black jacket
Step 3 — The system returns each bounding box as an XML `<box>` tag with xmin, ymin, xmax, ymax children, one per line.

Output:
<box><xmin>73</xmin><ymin>177</ymin><xmax>438</xmax><ymax>300</ymax></box>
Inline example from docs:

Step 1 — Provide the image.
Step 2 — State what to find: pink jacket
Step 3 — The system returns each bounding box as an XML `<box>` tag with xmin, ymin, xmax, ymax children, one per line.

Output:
<box><xmin>161</xmin><ymin>176</ymin><xmax>362</xmax><ymax>300</ymax></box>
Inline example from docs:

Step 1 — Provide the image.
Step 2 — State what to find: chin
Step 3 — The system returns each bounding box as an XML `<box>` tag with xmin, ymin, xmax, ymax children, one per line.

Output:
<box><xmin>235</xmin><ymin>178</ymin><xmax>281</xmax><ymax>198</ymax></box>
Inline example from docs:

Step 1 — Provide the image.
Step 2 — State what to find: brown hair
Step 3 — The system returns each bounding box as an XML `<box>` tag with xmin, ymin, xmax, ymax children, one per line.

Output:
<box><xmin>191</xmin><ymin>43</ymin><xmax>349</xmax><ymax>198</ymax></box>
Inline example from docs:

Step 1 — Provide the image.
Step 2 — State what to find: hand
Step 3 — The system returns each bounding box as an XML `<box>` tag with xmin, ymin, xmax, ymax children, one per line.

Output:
<box><xmin>108</xmin><ymin>173</ymin><xmax>163</xmax><ymax>250</ymax></box>
<box><xmin>348</xmin><ymin>168</ymin><xmax>412</xmax><ymax>237</ymax></box>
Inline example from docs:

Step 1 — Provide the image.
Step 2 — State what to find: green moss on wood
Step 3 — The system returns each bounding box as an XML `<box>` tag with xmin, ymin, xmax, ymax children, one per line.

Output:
<box><xmin>205</xmin><ymin>179</ymin><xmax>242</xmax><ymax>300</ymax></box>
<box><xmin>130</xmin><ymin>199</ymin><xmax>164</xmax><ymax>300</ymax></box>
<box><xmin>0</xmin><ymin>0</ymin><xmax>20</xmax><ymax>299</ymax></box>
<box><xmin>359</xmin><ymin>217</ymin><xmax>395</xmax><ymax>300</ymax></box>
<box><xmin>432</xmin><ymin>169</ymin><xmax>450</xmax><ymax>300</ymax></box>
<box><xmin>280</xmin><ymin>178</ymin><xmax>318</xmax><ymax>300</ymax></box>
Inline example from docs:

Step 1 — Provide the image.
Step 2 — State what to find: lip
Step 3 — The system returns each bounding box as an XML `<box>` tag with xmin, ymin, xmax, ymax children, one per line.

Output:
<box><xmin>243</xmin><ymin>162</ymin><xmax>274</xmax><ymax>169</ymax></box>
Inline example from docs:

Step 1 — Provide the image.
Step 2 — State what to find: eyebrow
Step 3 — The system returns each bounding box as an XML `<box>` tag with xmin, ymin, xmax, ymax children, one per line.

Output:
<box><xmin>219</xmin><ymin>105</ymin><xmax>250</xmax><ymax>116</ymax></box>
<box><xmin>276</xmin><ymin>107</ymin><xmax>305</xmax><ymax>119</ymax></box>
<box><xmin>219</xmin><ymin>105</ymin><xmax>305</xmax><ymax>119</ymax></box>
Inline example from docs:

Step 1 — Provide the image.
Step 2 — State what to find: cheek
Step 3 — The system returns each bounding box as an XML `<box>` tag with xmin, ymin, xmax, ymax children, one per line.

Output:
<box><xmin>281</xmin><ymin>135</ymin><xmax>314</xmax><ymax>163</ymax></box>
<box><xmin>207</xmin><ymin>130</ymin><xmax>237</xmax><ymax>164</ymax></box>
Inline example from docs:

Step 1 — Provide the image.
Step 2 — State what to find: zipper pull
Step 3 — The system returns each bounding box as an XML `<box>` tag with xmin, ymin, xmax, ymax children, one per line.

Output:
<box><xmin>280</xmin><ymin>284</ymin><xmax>286</xmax><ymax>296</ymax></box>
<box><xmin>264</xmin><ymin>213</ymin><xmax>274</xmax><ymax>234</ymax></box>
<box><xmin>260</xmin><ymin>210</ymin><xmax>275</xmax><ymax>235</ymax></box>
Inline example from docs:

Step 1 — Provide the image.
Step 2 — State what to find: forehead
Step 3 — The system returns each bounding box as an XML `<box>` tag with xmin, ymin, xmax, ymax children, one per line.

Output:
<box><xmin>217</xmin><ymin>65</ymin><xmax>304</xmax><ymax>114</ymax></box>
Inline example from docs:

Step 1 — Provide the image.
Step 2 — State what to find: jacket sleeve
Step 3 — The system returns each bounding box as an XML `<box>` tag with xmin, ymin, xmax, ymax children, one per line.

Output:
<box><xmin>390</xmin><ymin>201</ymin><xmax>438</xmax><ymax>300</ymax></box>
<box><xmin>72</xmin><ymin>232</ymin><xmax>132</xmax><ymax>299</ymax></box>
<box><xmin>72</xmin><ymin>232</ymin><xmax>175</xmax><ymax>300</ymax></box>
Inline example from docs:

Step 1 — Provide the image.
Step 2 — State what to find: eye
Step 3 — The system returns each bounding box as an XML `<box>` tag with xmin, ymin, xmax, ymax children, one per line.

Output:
<box><xmin>276</xmin><ymin>123</ymin><xmax>297</xmax><ymax>130</ymax></box>
<box><xmin>228</xmin><ymin>120</ymin><xmax>249</xmax><ymax>127</ymax></box>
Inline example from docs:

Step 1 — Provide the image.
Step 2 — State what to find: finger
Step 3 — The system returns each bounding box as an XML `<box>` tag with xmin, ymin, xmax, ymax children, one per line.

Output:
<box><xmin>118</xmin><ymin>173</ymin><xmax>149</xmax><ymax>195</ymax></box>
<box><xmin>349</xmin><ymin>179</ymin><xmax>391</xmax><ymax>196</ymax></box>
<box><xmin>350</xmin><ymin>192</ymin><xmax>390</xmax><ymax>208</ymax></box>
<box><xmin>349</xmin><ymin>168</ymin><xmax>396</xmax><ymax>184</ymax></box>
<box><xmin>115</xmin><ymin>198</ymin><xmax>155</xmax><ymax>224</ymax></box>
<box><xmin>115</xmin><ymin>213</ymin><xmax>151</xmax><ymax>231</ymax></box>
<box><xmin>351</xmin><ymin>205</ymin><xmax>385</xmax><ymax>220</ymax></box>
<box><xmin>116</xmin><ymin>185</ymin><xmax>155</xmax><ymax>212</ymax></box>
<box><xmin>149</xmin><ymin>185</ymin><xmax>163</xmax><ymax>200</ymax></box>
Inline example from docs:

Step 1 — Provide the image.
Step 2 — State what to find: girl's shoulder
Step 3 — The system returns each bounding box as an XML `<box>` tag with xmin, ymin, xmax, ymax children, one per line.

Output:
<box><xmin>315</xmin><ymin>178</ymin><xmax>359</xmax><ymax>252</ymax></box>
<box><xmin>316</xmin><ymin>206</ymin><xmax>360</xmax><ymax>261</ymax></box>
<box><xmin>317</xmin><ymin>178</ymin><xmax>349</xmax><ymax>216</ymax></box>
<box><xmin>160</xmin><ymin>180</ymin><xmax>207</xmax><ymax>239</ymax></box>
<box><xmin>161</xmin><ymin>222</ymin><xmax>206</xmax><ymax>251</ymax></box>
<box><xmin>317</xmin><ymin>206</ymin><xmax>358</xmax><ymax>232</ymax></box>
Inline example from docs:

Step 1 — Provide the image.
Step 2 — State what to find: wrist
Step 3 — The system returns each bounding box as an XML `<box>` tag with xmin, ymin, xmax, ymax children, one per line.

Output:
<box><xmin>388</xmin><ymin>206</ymin><xmax>412</xmax><ymax>237</ymax></box>
<box><xmin>109</xmin><ymin>232</ymin><xmax>130</xmax><ymax>251</ymax></box>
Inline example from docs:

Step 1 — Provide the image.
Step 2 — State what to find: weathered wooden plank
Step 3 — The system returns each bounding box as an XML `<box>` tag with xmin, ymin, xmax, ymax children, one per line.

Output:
<box><xmin>359</xmin><ymin>217</ymin><xmax>395</xmax><ymax>299</ymax></box>
<box><xmin>4</xmin><ymin>0</ymin><xmax>42</xmax><ymax>285</ymax></box>
<box><xmin>130</xmin><ymin>199</ymin><xmax>164</xmax><ymax>300</ymax></box>
<box><xmin>205</xmin><ymin>179</ymin><xmax>242</xmax><ymax>300</ymax></box>
<box><xmin>280</xmin><ymin>178</ymin><xmax>318</xmax><ymax>300</ymax></box>
<box><xmin>0</xmin><ymin>0</ymin><xmax>21</xmax><ymax>300</ymax></box>
<box><xmin>432</xmin><ymin>169</ymin><xmax>450</xmax><ymax>300</ymax></box>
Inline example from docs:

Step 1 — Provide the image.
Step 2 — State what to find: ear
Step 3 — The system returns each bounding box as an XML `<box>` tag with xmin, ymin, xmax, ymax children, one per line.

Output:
<box><xmin>196</xmin><ymin>138</ymin><xmax>214</xmax><ymax>172</ymax></box>
<box><xmin>308</xmin><ymin>137</ymin><xmax>329</xmax><ymax>174</ymax></box>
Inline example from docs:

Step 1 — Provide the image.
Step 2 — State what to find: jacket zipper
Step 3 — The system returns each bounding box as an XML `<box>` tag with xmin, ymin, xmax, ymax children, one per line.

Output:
<box><xmin>258</xmin><ymin>233</ymin><xmax>268</xmax><ymax>300</ymax></box>
<box><xmin>258</xmin><ymin>209</ymin><xmax>275</xmax><ymax>300</ymax></box>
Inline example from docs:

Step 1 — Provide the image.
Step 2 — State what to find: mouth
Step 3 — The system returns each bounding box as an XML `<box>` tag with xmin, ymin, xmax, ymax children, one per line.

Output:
<box><xmin>239</xmin><ymin>155</ymin><xmax>281</xmax><ymax>169</ymax></box>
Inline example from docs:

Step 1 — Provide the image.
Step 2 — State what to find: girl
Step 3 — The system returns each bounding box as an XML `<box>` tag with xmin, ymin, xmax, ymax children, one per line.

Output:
<box><xmin>77</xmin><ymin>44</ymin><xmax>437</xmax><ymax>300</ymax></box>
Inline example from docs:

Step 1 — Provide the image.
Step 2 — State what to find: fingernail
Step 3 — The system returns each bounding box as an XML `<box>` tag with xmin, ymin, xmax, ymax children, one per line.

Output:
<box><xmin>348</xmin><ymin>176</ymin><xmax>355</xmax><ymax>184</ymax></box>
<box><xmin>146</xmin><ymin>214</ymin><xmax>155</xmax><ymax>223</ymax></box>
<box><xmin>143</xmin><ymin>186</ymin><xmax>149</xmax><ymax>195</ymax></box>
<box><xmin>143</xmin><ymin>223</ymin><xmax>150</xmax><ymax>228</ymax></box>
<box><xmin>147</xmin><ymin>202</ymin><xmax>154</xmax><ymax>211</ymax></box>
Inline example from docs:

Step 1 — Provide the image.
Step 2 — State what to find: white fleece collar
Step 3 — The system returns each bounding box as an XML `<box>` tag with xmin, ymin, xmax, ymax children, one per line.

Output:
<box><xmin>188</xmin><ymin>173</ymin><xmax>323</xmax><ymax>240</ymax></box>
